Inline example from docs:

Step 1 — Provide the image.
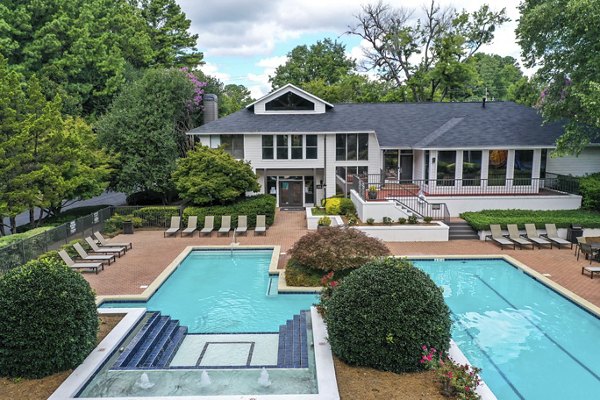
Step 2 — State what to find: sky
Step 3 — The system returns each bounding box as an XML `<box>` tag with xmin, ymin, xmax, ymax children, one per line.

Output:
<box><xmin>176</xmin><ymin>0</ymin><xmax>525</xmax><ymax>99</ymax></box>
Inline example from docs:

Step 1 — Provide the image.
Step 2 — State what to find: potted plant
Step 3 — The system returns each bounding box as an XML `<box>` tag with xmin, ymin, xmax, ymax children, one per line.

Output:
<box><xmin>368</xmin><ymin>185</ymin><xmax>378</xmax><ymax>200</ymax></box>
<box><xmin>318</xmin><ymin>216</ymin><xmax>332</xmax><ymax>229</ymax></box>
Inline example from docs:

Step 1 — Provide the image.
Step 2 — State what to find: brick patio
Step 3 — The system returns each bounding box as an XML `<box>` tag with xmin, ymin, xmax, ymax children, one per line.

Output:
<box><xmin>84</xmin><ymin>209</ymin><xmax>600</xmax><ymax>308</ymax></box>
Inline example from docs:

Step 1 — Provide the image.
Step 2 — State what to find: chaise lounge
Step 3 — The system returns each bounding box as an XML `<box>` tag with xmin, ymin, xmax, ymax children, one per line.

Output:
<box><xmin>254</xmin><ymin>215</ymin><xmax>267</xmax><ymax>236</ymax></box>
<box><xmin>58</xmin><ymin>250</ymin><xmax>103</xmax><ymax>274</ymax></box>
<box><xmin>485</xmin><ymin>224</ymin><xmax>515</xmax><ymax>250</ymax></box>
<box><xmin>85</xmin><ymin>237</ymin><xmax>126</xmax><ymax>257</ymax></box>
<box><xmin>164</xmin><ymin>216</ymin><xmax>181</xmax><ymax>237</ymax></box>
<box><xmin>73</xmin><ymin>243</ymin><xmax>116</xmax><ymax>265</ymax></box>
<box><xmin>93</xmin><ymin>231</ymin><xmax>132</xmax><ymax>250</ymax></box>
<box><xmin>507</xmin><ymin>224</ymin><xmax>534</xmax><ymax>250</ymax></box>
<box><xmin>200</xmin><ymin>216</ymin><xmax>214</xmax><ymax>236</ymax></box>
<box><xmin>181</xmin><ymin>216</ymin><xmax>198</xmax><ymax>237</ymax></box>
<box><xmin>235</xmin><ymin>215</ymin><xmax>247</xmax><ymax>236</ymax></box>
<box><xmin>218</xmin><ymin>216</ymin><xmax>232</xmax><ymax>236</ymax></box>
<box><xmin>542</xmin><ymin>224</ymin><xmax>572</xmax><ymax>249</ymax></box>
<box><xmin>524</xmin><ymin>224</ymin><xmax>552</xmax><ymax>249</ymax></box>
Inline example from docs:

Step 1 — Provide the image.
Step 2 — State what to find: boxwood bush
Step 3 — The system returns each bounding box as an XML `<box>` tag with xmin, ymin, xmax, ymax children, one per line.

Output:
<box><xmin>325</xmin><ymin>258</ymin><xmax>451</xmax><ymax>373</ymax></box>
<box><xmin>0</xmin><ymin>258</ymin><xmax>98</xmax><ymax>378</ymax></box>
<box><xmin>461</xmin><ymin>209</ymin><xmax>600</xmax><ymax>231</ymax></box>
<box><xmin>579</xmin><ymin>173</ymin><xmax>600</xmax><ymax>212</ymax></box>
<box><xmin>132</xmin><ymin>206</ymin><xmax>180</xmax><ymax>227</ymax></box>
<box><xmin>183</xmin><ymin>195</ymin><xmax>276</xmax><ymax>229</ymax></box>
<box><xmin>287</xmin><ymin>227</ymin><xmax>390</xmax><ymax>272</ymax></box>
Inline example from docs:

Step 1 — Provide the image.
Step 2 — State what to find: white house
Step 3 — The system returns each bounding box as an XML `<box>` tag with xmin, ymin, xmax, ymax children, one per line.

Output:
<box><xmin>188</xmin><ymin>84</ymin><xmax>599</xmax><ymax>218</ymax></box>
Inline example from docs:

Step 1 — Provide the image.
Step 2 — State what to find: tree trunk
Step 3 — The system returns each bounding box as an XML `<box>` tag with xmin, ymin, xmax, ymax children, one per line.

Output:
<box><xmin>29</xmin><ymin>208</ymin><xmax>35</xmax><ymax>226</ymax></box>
<box><xmin>10</xmin><ymin>216</ymin><xmax>17</xmax><ymax>234</ymax></box>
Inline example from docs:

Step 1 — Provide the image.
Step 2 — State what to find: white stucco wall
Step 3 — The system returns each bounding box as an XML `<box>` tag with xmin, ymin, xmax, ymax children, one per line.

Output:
<box><xmin>436</xmin><ymin>195</ymin><xmax>582</xmax><ymax>217</ymax></box>
<box><xmin>356</xmin><ymin>222</ymin><xmax>449</xmax><ymax>242</ymax></box>
<box><xmin>351</xmin><ymin>191</ymin><xmax>411</xmax><ymax>222</ymax></box>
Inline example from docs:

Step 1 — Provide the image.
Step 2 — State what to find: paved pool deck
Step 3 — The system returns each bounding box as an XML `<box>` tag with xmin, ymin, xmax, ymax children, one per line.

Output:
<box><xmin>84</xmin><ymin>209</ymin><xmax>600</xmax><ymax>308</ymax></box>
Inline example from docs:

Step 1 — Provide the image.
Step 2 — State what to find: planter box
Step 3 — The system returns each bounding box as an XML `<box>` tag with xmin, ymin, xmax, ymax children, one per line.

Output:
<box><xmin>306</xmin><ymin>208</ymin><xmax>345</xmax><ymax>230</ymax></box>
<box><xmin>357</xmin><ymin>221</ymin><xmax>449</xmax><ymax>242</ymax></box>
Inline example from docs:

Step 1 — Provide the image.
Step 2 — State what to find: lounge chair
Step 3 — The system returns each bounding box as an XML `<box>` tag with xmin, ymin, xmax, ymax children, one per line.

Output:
<box><xmin>254</xmin><ymin>215</ymin><xmax>267</xmax><ymax>236</ymax></box>
<box><xmin>235</xmin><ymin>215</ymin><xmax>247</xmax><ymax>235</ymax></box>
<box><xmin>85</xmin><ymin>237</ymin><xmax>126</xmax><ymax>257</ymax></box>
<box><xmin>485</xmin><ymin>224</ymin><xmax>514</xmax><ymax>250</ymax></box>
<box><xmin>524</xmin><ymin>224</ymin><xmax>552</xmax><ymax>249</ymax></box>
<box><xmin>507</xmin><ymin>224</ymin><xmax>534</xmax><ymax>250</ymax></box>
<box><xmin>73</xmin><ymin>243</ymin><xmax>116</xmax><ymax>265</ymax></box>
<box><xmin>164</xmin><ymin>216</ymin><xmax>181</xmax><ymax>237</ymax></box>
<box><xmin>218</xmin><ymin>216</ymin><xmax>231</xmax><ymax>236</ymax></box>
<box><xmin>200</xmin><ymin>216</ymin><xmax>214</xmax><ymax>236</ymax></box>
<box><xmin>93</xmin><ymin>231</ymin><xmax>132</xmax><ymax>250</ymax></box>
<box><xmin>575</xmin><ymin>236</ymin><xmax>586</xmax><ymax>257</ymax></box>
<box><xmin>542</xmin><ymin>224</ymin><xmax>572</xmax><ymax>249</ymax></box>
<box><xmin>58</xmin><ymin>250</ymin><xmax>103</xmax><ymax>274</ymax></box>
<box><xmin>582</xmin><ymin>265</ymin><xmax>600</xmax><ymax>279</ymax></box>
<box><xmin>181</xmin><ymin>216</ymin><xmax>198</xmax><ymax>237</ymax></box>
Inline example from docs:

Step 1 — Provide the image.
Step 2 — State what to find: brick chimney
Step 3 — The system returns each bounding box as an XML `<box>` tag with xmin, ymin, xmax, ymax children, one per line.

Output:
<box><xmin>203</xmin><ymin>94</ymin><xmax>218</xmax><ymax>124</ymax></box>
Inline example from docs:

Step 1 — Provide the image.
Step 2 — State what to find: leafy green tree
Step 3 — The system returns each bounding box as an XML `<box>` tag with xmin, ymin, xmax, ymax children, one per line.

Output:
<box><xmin>0</xmin><ymin>0</ymin><xmax>202</xmax><ymax>116</ymax></box>
<box><xmin>349</xmin><ymin>1</ymin><xmax>509</xmax><ymax>101</ymax></box>
<box><xmin>508</xmin><ymin>77</ymin><xmax>541</xmax><ymax>107</ymax></box>
<box><xmin>270</xmin><ymin>38</ymin><xmax>356</xmax><ymax>89</ymax></box>
<box><xmin>97</xmin><ymin>68</ymin><xmax>202</xmax><ymax>202</ymax></box>
<box><xmin>220</xmin><ymin>84</ymin><xmax>255</xmax><ymax>116</ymax></box>
<box><xmin>517</xmin><ymin>0</ymin><xmax>600</xmax><ymax>154</ymax></box>
<box><xmin>173</xmin><ymin>146</ymin><xmax>260</xmax><ymax>206</ymax></box>
<box><xmin>131</xmin><ymin>0</ymin><xmax>202</xmax><ymax>67</ymax></box>
<box><xmin>471</xmin><ymin>53</ymin><xmax>524</xmax><ymax>100</ymax></box>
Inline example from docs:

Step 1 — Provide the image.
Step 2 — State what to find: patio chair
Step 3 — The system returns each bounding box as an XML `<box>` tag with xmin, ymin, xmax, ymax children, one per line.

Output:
<box><xmin>93</xmin><ymin>231</ymin><xmax>132</xmax><ymax>250</ymax></box>
<box><xmin>85</xmin><ymin>237</ymin><xmax>126</xmax><ymax>257</ymax></box>
<box><xmin>181</xmin><ymin>216</ymin><xmax>198</xmax><ymax>237</ymax></box>
<box><xmin>542</xmin><ymin>224</ymin><xmax>572</xmax><ymax>249</ymax></box>
<box><xmin>58</xmin><ymin>250</ymin><xmax>103</xmax><ymax>274</ymax></box>
<box><xmin>164</xmin><ymin>216</ymin><xmax>181</xmax><ymax>237</ymax></box>
<box><xmin>254</xmin><ymin>215</ymin><xmax>267</xmax><ymax>236</ymax></box>
<box><xmin>578</xmin><ymin>243</ymin><xmax>600</xmax><ymax>264</ymax></box>
<box><xmin>73</xmin><ymin>243</ymin><xmax>116</xmax><ymax>265</ymax></box>
<box><xmin>200</xmin><ymin>216</ymin><xmax>214</xmax><ymax>236</ymax></box>
<box><xmin>485</xmin><ymin>224</ymin><xmax>515</xmax><ymax>250</ymax></box>
<box><xmin>524</xmin><ymin>224</ymin><xmax>552</xmax><ymax>249</ymax></box>
<box><xmin>575</xmin><ymin>236</ymin><xmax>586</xmax><ymax>258</ymax></box>
<box><xmin>218</xmin><ymin>216</ymin><xmax>232</xmax><ymax>236</ymax></box>
<box><xmin>507</xmin><ymin>224</ymin><xmax>534</xmax><ymax>250</ymax></box>
<box><xmin>235</xmin><ymin>215</ymin><xmax>247</xmax><ymax>235</ymax></box>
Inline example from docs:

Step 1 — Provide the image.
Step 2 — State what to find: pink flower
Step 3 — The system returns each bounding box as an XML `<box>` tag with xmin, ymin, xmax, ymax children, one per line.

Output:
<box><xmin>447</xmin><ymin>371</ymin><xmax>453</xmax><ymax>379</ymax></box>
<box><xmin>465</xmin><ymin>386</ymin><xmax>470</xmax><ymax>392</ymax></box>
<box><xmin>330</xmin><ymin>281</ymin><xmax>339</xmax><ymax>288</ymax></box>
<box><xmin>422</xmin><ymin>345</ymin><xmax>427</xmax><ymax>351</ymax></box>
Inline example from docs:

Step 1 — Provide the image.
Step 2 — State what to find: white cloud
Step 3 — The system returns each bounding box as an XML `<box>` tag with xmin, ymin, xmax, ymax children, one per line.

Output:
<box><xmin>246</xmin><ymin>56</ymin><xmax>289</xmax><ymax>98</ymax></box>
<box><xmin>199</xmin><ymin>62</ymin><xmax>231</xmax><ymax>82</ymax></box>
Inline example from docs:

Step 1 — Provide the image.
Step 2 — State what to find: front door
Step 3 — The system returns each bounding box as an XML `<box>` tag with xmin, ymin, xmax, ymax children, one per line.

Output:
<box><xmin>279</xmin><ymin>181</ymin><xmax>303</xmax><ymax>207</ymax></box>
<box><xmin>400</xmin><ymin>151</ymin><xmax>413</xmax><ymax>180</ymax></box>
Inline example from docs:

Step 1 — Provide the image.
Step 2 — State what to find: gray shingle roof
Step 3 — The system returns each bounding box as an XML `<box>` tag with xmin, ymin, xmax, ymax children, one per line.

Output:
<box><xmin>188</xmin><ymin>101</ymin><xmax>565</xmax><ymax>148</ymax></box>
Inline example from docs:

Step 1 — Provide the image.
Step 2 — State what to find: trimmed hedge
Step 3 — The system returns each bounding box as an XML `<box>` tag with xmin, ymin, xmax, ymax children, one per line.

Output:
<box><xmin>579</xmin><ymin>173</ymin><xmax>600</xmax><ymax>212</ymax></box>
<box><xmin>0</xmin><ymin>226</ymin><xmax>54</xmax><ymax>249</ymax></box>
<box><xmin>183</xmin><ymin>195</ymin><xmax>276</xmax><ymax>229</ymax></box>
<box><xmin>132</xmin><ymin>206</ymin><xmax>180</xmax><ymax>227</ymax></box>
<box><xmin>15</xmin><ymin>205</ymin><xmax>110</xmax><ymax>233</ymax></box>
<box><xmin>0</xmin><ymin>258</ymin><xmax>98</xmax><ymax>378</ymax></box>
<box><xmin>461</xmin><ymin>209</ymin><xmax>600</xmax><ymax>231</ymax></box>
<box><xmin>325</xmin><ymin>258</ymin><xmax>451</xmax><ymax>373</ymax></box>
<box><xmin>324</xmin><ymin>197</ymin><xmax>356</xmax><ymax>216</ymax></box>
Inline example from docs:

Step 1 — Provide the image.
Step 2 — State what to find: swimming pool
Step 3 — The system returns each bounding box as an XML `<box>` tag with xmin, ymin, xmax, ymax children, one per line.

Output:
<box><xmin>415</xmin><ymin>258</ymin><xmax>600</xmax><ymax>400</ymax></box>
<box><xmin>101</xmin><ymin>249</ymin><xmax>318</xmax><ymax>333</ymax></box>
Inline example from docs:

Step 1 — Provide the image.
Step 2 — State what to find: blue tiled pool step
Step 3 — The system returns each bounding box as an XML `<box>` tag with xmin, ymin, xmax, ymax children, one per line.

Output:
<box><xmin>112</xmin><ymin>312</ymin><xmax>188</xmax><ymax>370</ymax></box>
<box><xmin>277</xmin><ymin>310</ymin><xmax>309</xmax><ymax>368</ymax></box>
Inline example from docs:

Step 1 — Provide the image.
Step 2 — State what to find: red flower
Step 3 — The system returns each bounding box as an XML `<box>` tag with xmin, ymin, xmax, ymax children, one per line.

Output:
<box><xmin>330</xmin><ymin>281</ymin><xmax>339</xmax><ymax>288</ymax></box>
<box><xmin>465</xmin><ymin>386</ymin><xmax>470</xmax><ymax>392</ymax></box>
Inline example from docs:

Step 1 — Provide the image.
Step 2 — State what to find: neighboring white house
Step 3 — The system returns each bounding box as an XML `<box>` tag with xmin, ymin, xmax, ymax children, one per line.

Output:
<box><xmin>187</xmin><ymin>84</ymin><xmax>599</xmax><ymax>217</ymax></box>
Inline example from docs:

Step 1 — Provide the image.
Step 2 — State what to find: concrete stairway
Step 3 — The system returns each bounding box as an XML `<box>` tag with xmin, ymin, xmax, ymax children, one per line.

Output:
<box><xmin>447</xmin><ymin>220</ymin><xmax>479</xmax><ymax>240</ymax></box>
<box><xmin>112</xmin><ymin>312</ymin><xmax>187</xmax><ymax>370</ymax></box>
<box><xmin>277</xmin><ymin>311</ymin><xmax>309</xmax><ymax>368</ymax></box>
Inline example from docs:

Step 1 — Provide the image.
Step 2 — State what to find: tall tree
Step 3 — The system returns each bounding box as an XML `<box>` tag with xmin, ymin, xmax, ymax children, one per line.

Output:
<box><xmin>131</xmin><ymin>0</ymin><xmax>202</xmax><ymax>67</ymax></box>
<box><xmin>97</xmin><ymin>68</ymin><xmax>204</xmax><ymax>202</ymax></box>
<box><xmin>269</xmin><ymin>38</ymin><xmax>356</xmax><ymax>89</ymax></box>
<box><xmin>517</xmin><ymin>0</ymin><xmax>600</xmax><ymax>154</ymax></box>
<box><xmin>0</xmin><ymin>0</ymin><xmax>202</xmax><ymax>117</ymax></box>
<box><xmin>348</xmin><ymin>1</ymin><xmax>508</xmax><ymax>101</ymax></box>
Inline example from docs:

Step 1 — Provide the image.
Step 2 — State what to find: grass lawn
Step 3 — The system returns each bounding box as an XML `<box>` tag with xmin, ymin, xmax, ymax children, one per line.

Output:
<box><xmin>0</xmin><ymin>226</ymin><xmax>54</xmax><ymax>248</ymax></box>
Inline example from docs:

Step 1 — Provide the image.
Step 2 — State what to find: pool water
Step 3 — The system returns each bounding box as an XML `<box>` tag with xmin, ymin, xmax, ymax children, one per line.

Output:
<box><xmin>415</xmin><ymin>259</ymin><xmax>600</xmax><ymax>400</ymax></box>
<box><xmin>101</xmin><ymin>250</ymin><xmax>318</xmax><ymax>333</ymax></box>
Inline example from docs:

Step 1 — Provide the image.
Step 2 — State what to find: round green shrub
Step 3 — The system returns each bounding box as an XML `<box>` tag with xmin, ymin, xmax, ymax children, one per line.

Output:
<box><xmin>0</xmin><ymin>258</ymin><xmax>98</xmax><ymax>378</ymax></box>
<box><xmin>325</xmin><ymin>258</ymin><xmax>451</xmax><ymax>373</ymax></box>
<box><xmin>288</xmin><ymin>227</ymin><xmax>390</xmax><ymax>272</ymax></box>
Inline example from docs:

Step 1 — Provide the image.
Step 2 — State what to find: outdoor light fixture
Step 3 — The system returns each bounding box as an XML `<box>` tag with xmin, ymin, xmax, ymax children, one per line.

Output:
<box><xmin>432</xmin><ymin>157</ymin><xmax>436</xmax><ymax>163</ymax></box>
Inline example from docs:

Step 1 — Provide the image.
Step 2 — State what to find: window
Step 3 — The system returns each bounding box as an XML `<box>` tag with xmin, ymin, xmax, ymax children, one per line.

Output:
<box><xmin>384</xmin><ymin>150</ymin><xmax>399</xmax><ymax>179</ymax></box>
<box><xmin>514</xmin><ymin>150</ymin><xmax>534</xmax><ymax>185</ymax></box>
<box><xmin>214</xmin><ymin>135</ymin><xmax>243</xmax><ymax>159</ymax></box>
<box><xmin>540</xmin><ymin>149</ymin><xmax>547</xmax><ymax>179</ymax></box>
<box><xmin>462</xmin><ymin>151</ymin><xmax>482</xmax><ymax>186</ymax></box>
<box><xmin>262</xmin><ymin>135</ymin><xmax>274</xmax><ymax>159</ymax></box>
<box><xmin>291</xmin><ymin>135</ymin><xmax>303</xmax><ymax>159</ymax></box>
<box><xmin>306</xmin><ymin>135</ymin><xmax>317</xmax><ymax>159</ymax></box>
<box><xmin>276</xmin><ymin>135</ymin><xmax>288</xmax><ymax>159</ymax></box>
<box><xmin>265</xmin><ymin>92</ymin><xmax>315</xmax><ymax>111</ymax></box>
<box><xmin>488</xmin><ymin>150</ymin><xmax>508</xmax><ymax>186</ymax></box>
<box><xmin>425</xmin><ymin>150</ymin><xmax>430</xmax><ymax>181</ymax></box>
<box><xmin>336</xmin><ymin>166</ymin><xmax>368</xmax><ymax>181</ymax></box>
<box><xmin>336</xmin><ymin>133</ymin><xmax>369</xmax><ymax>161</ymax></box>
<box><xmin>436</xmin><ymin>151</ymin><xmax>456</xmax><ymax>186</ymax></box>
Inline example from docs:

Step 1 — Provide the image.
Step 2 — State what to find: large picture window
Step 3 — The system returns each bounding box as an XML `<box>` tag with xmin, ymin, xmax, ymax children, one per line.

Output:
<box><xmin>514</xmin><ymin>150</ymin><xmax>534</xmax><ymax>185</ymax></box>
<box><xmin>462</xmin><ymin>151</ymin><xmax>482</xmax><ymax>186</ymax></box>
<box><xmin>436</xmin><ymin>151</ymin><xmax>456</xmax><ymax>186</ymax></box>
<box><xmin>276</xmin><ymin>135</ymin><xmax>288</xmax><ymax>159</ymax></box>
<box><xmin>291</xmin><ymin>135</ymin><xmax>303</xmax><ymax>159</ymax></box>
<box><xmin>488</xmin><ymin>150</ymin><xmax>508</xmax><ymax>186</ymax></box>
<box><xmin>265</xmin><ymin>92</ymin><xmax>315</xmax><ymax>111</ymax></box>
<box><xmin>212</xmin><ymin>135</ymin><xmax>244</xmax><ymax>159</ymax></box>
<box><xmin>306</xmin><ymin>135</ymin><xmax>317</xmax><ymax>159</ymax></box>
<box><xmin>336</xmin><ymin>133</ymin><xmax>369</xmax><ymax>161</ymax></box>
<box><xmin>262</xmin><ymin>134</ymin><xmax>319</xmax><ymax>160</ymax></box>
<box><xmin>262</xmin><ymin>135</ymin><xmax>273</xmax><ymax>159</ymax></box>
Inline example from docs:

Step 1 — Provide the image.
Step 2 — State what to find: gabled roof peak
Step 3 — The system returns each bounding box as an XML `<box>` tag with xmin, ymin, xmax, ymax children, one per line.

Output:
<box><xmin>246</xmin><ymin>83</ymin><xmax>334</xmax><ymax>113</ymax></box>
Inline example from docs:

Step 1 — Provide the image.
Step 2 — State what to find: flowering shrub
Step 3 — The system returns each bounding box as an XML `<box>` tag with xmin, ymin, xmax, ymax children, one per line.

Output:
<box><xmin>421</xmin><ymin>346</ymin><xmax>482</xmax><ymax>400</ymax></box>
<box><xmin>180</xmin><ymin>67</ymin><xmax>207</xmax><ymax>110</ymax></box>
<box><xmin>317</xmin><ymin>271</ymin><xmax>340</xmax><ymax>315</ymax></box>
